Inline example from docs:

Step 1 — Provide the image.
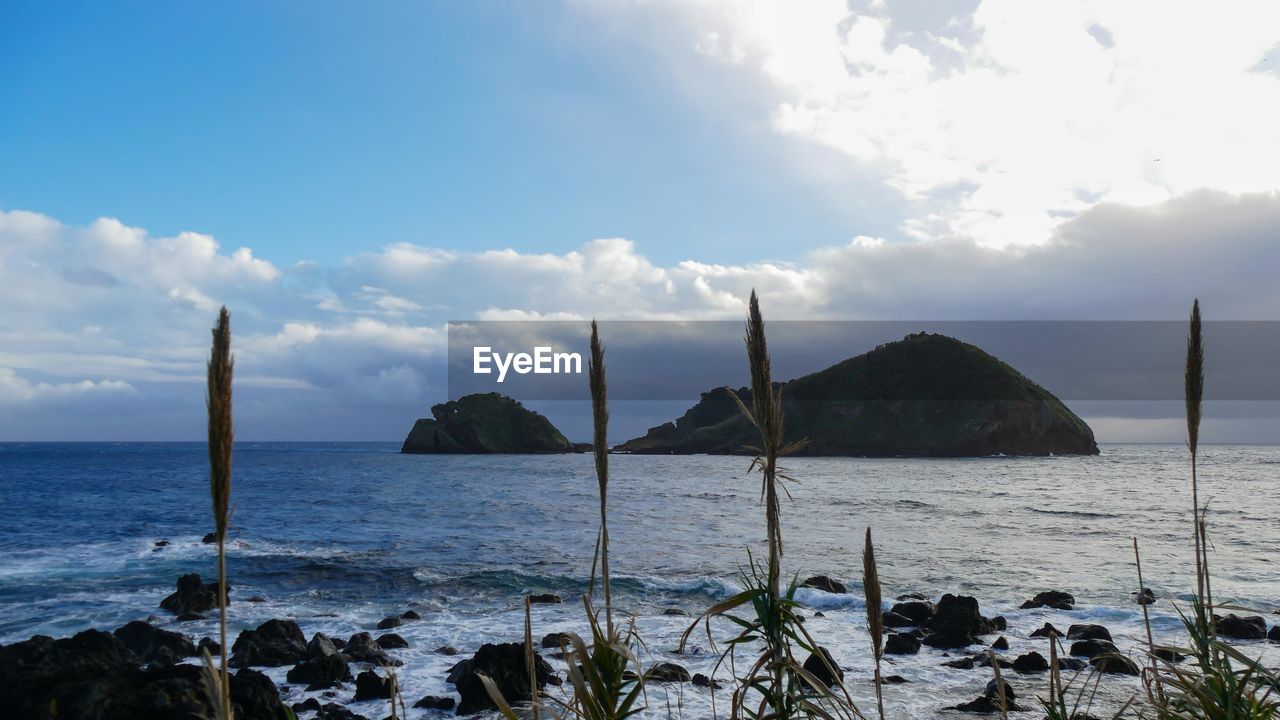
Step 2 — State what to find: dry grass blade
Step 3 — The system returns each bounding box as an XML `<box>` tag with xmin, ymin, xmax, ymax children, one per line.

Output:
<box><xmin>589</xmin><ymin>320</ymin><xmax>613</xmax><ymax>633</ymax></box>
<box><xmin>478</xmin><ymin>673</ymin><xmax>521</xmax><ymax>720</ymax></box>
<box><xmin>987</xmin><ymin>649</ymin><xmax>1008</xmax><ymax>720</ymax></box>
<box><xmin>862</xmin><ymin>528</ymin><xmax>885</xmax><ymax>720</ymax></box>
<box><xmin>206</xmin><ymin>306</ymin><xmax>234</xmax><ymax>720</ymax></box>
<box><xmin>525</xmin><ymin>595</ymin><xmax>541</xmax><ymax>720</ymax></box>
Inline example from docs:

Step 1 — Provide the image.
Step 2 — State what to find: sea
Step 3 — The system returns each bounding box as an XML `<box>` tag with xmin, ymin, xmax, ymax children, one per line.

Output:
<box><xmin>1</xmin><ymin>442</ymin><xmax>1278</xmax><ymax>718</ymax></box>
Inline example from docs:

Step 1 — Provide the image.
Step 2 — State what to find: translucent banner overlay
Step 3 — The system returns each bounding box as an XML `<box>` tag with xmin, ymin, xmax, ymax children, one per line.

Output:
<box><xmin>447</xmin><ymin>321</ymin><xmax>1280</xmax><ymax>402</ymax></box>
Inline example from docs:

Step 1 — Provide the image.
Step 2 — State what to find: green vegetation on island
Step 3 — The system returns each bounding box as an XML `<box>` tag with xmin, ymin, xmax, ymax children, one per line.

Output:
<box><xmin>401</xmin><ymin>392</ymin><xmax>574</xmax><ymax>454</ymax></box>
<box><xmin>616</xmin><ymin>332</ymin><xmax>1098</xmax><ymax>457</ymax></box>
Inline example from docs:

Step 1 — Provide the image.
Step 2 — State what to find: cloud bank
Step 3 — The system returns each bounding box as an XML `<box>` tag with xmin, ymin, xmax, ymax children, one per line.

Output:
<box><xmin>3</xmin><ymin>189</ymin><xmax>1280</xmax><ymax>441</ymax></box>
<box><xmin>587</xmin><ymin>0</ymin><xmax>1280</xmax><ymax>248</ymax></box>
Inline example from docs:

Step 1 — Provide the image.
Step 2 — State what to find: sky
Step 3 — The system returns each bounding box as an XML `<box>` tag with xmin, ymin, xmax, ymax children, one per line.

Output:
<box><xmin>2</xmin><ymin>0</ymin><xmax>1279</xmax><ymax>442</ymax></box>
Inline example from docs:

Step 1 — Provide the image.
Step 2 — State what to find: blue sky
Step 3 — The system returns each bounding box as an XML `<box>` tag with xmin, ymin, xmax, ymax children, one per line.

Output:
<box><xmin>0</xmin><ymin>1</ymin><xmax>896</xmax><ymax>266</ymax></box>
<box><xmin>3</xmin><ymin>1</ymin><xmax>1280</xmax><ymax>441</ymax></box>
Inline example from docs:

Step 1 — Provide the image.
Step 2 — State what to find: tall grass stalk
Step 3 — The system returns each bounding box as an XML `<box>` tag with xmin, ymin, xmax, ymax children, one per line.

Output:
<box><xmin>1136</xmin><ymin>298</ymin><xmax>1280</xmax><ymax>719</ymax></box>
<box><xmin>589</xmin><ymin>320</ymin><xmax>613</xmax><ymax>635</ymax></box>
<box><xmin>551</xmin><ymin>321</ymin><xmax>647</xmax><ymax>720</ymax></box>
<box><xmin>682</xmin><ymin>291</ymin><xmax>861</xmax><ymax>720</ymax></box>
<box><xmin>862</xmin><ymin>529</ymin><xmax>885</xmax><ymax>720</ymax></box>
<box><xmin>207</xmin><ymin>306</ymin><xmax>234</xmax><ymax>720</ymax></box>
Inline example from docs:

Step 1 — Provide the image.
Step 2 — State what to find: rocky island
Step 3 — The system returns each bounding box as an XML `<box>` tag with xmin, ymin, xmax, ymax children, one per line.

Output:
<box><xmin>401</xmin><ymin>392</ymin><xmax>574</xmax><ymax>454</ymax></box>
<box><xmin>615</xmin><ymin>333</ymin><xmax>1098</xmax><ymax>457</ymax></box>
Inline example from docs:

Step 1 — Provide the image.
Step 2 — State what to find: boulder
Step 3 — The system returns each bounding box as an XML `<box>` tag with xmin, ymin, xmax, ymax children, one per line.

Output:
<box><xmin>1070</xmin><ymin>639</ymin><xmax>1119</xmax><ymax>659</ymax></box>
<box><xmin>293</xmin><ymin>698</ymin><xmax>323</xmax><ymax>713</ymax></box>
<box><xmin>888</xmin><ymin>600</ymin><xmax>935</xmax><ymax>625</ymax></box>
<box><xmin>882</xmin><ymin>611</ymin><xmax>914</xmax><ymax>628</ymax></box>
<box><xmin>376</xmin><ymin>632</ymin><xmax>409</xmax><ymax>649</ymax></box>
<box><xmin>1135</xmin><ymin>588</ymin><xmax>1156</xmax><ymax>605</ymax></box>
<box><xmin>541</xmin><ymin>632</ymin><xmax>573</xmax><ymax>649</ymax></box>
<box><xmin>692</xmin><ymin>673</ymin><xmax>722</xmax><ymax>689</ymax></box>
<box><xmin>354</xmin><ymin>670</ymin><xmax>393</xmax><ymax>701</ymax></box>
<box><xmin>229</xmin><ymin>619</ymin><xmax>307</xmax><ymax>668</ymax></box>
<box><xmin>1021</xmin><ymin>590</ymin><xmax>1075</xmax><ymax>610</ymax></box>
<box><xmin>198</xmin><ymin>636</ymin><xmax>221</xmax><ymax>656</ymax></box>
<box><xmin>801</xmin><ymin>576</ymin><xmax>847</xmax><ymax>594</ymax></box>
<box><xmin>528</xmin><ymin>593</ymin><xmax>562</xmax><ymax>604</ymax></box>
<box><xmin>990</xmin><ymin>636</ymin><xmax>1008</xmax><ymax>650</ymax></box>
<box><xmin>287</xmin><ymin>653</ymin><xmax>352</xmax><ymax>689</ymax></box>
<box><xmin>307</xmin><ymin>632</ymin><xmax>338</xmax><ymax>659</ymax></box>
<box><xmin>112</xmin><ymin>620</ymin><xmax>196</xmax><ymax>665</ymax></box>
<box><xmin>1012</xmin><ymin>651</ymin><xmax>1049</xmax><ymax>673</ymax></box>
<box><xmin>376</xmin><ymin>615</ymin><xmax>403</xmax><ymax>630</ymax></box>
<box><xmin>415</xmin><ymin>695</ymin><xmax>457</xmax><ymax>710</ymax></box>
<box><xmin>647</xmin><ymin>662</ymin><xmax>691</xmax><ymax>683</ymax></box>
<box><xmin>802</xmin><ymin>647</ymin><xmax>843</xmax><ymax>688</ymax></box>
<box><xmin>949</xmin><ymin>678</ymin><xmax>1023</xmax><ymax>714</ymax></box>
<box><xmin>455</xmin><ymin>642</ymin><xmax>558</xmax><ymax>715</ymax></box>
<box><xmin>202</xmin><ymin>533</ymin><xmax>217</xmax><ymax>544</ymax></box>
<box><xmin>1090</xmin><ymin>653</ymin><xmax>1140</xmax><ymax>675</ymax></box>
<box><xmin>402</xmin><ymin>610</ymin><xmax>422</xmax><ymax>620</ymax></box>
<box><xmin>317</xmin><ymin>702</ymin><xmax>370</xmax><ymax>720</ymax></box>
<box><xmin>1029</xmin><ymin>622</ymin><xmax>1063</xmax><ymax>638</ymax></box>
<box><xmin>1215</xmin><ymin>614</ymin><xmax>1267</xmax><ymax>640</ymax></box>
<box><xmin>436</xmin><ymin>645</ymin><xmax>460</xmax><ymax>655</ymax></box>
<box><xmin>160</xmin><ymin>573</ymin><xmax>228</xmax><ymax>615</ymax></box>
<box><xmin>344</xmin><ymin>632</ymin><xmax>398</xmax><ymax>667</ymax></box>
<box><xmin>1269</xmin><ymin>625</ymin><xmax>1280</xmax><ymax>642</ymax></box>
<box><xmin>1067</xmin><ymin>624</ymin><xmax>1112</xmax><ymax>641</ymax></box>
<box><xmin>923</xmin><ymin>594</ymin><xmax>992</xmax><ymax>648</ymax></box>
<box><xmin>884</xmin><ymin>633</ymin><xmax>921</xmax><ymax>655</ymax></box>
<box><xmin>1153</xmin><ymin>647</ymin><xmax>1186</xmax><ymax>663</ymax></box>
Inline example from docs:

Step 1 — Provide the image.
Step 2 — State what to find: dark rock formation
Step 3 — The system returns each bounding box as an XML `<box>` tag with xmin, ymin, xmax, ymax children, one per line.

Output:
<box><xmin>287</xmin><ymin>652</ymin><xmax>351</xmax><ymax>690</ymax></box>
<box><xmin>229</xmin><ymin>619</ymin><xmax>307</xmax><ymax>668</ymax></box>
<box><xmin>882</xmin><ymin>611</ymin><xmax>914</xmax><ymax>628</ymax></box>
<box><xmin>801</xmin><ymin>576</ymin><xmax>847</xmax><ymax>594</ymax></box>
<box><xmin>454</xmin><ymin>643</ymin><xmax>558</xmax><ymax>715</ymax></box>
<box><xmin>647</xmin><ymin>662</ymin><xmax>691</xmax><ymax>683</ymax></box>
<box><xmin>614</xmin><ymin>334</ymin><xmax>1099</xmax><ymax>457</ymax></box>
<box><xmin>1215</xmin><ymin>614</ymin><xmax>1267</xmax><ymax>640</ymax></box>
<box><xmin>802</xmin><ymin>647</ymin><xmax>843</xmax><ymax>687</ymax></box>
<box><xmin>889</xmin><ymin>600</ymin><xmax>935</xmax><ymax>625</ymax></box>
<box><xmin>401</xmin><ymin>393</ymin><xmax>573</xmax><ymax>454</ymax></box>
<box><xmin>692</xmin><ymin>673</ymin><xmax>722</xmax><ymax>689</ymax></box>
<box><xmin>415</xmin><ymin>695</ymin><xmax>457</xmax><ymax>710</ymax></box>
<box><xmin>528</xmin><ymin>593</ymin><xmax>562</xmax><ymax>604</ymax></box>
<box><xmin>923</xmin><ymin>594</ymin><xmax>996</xmax><ymax>648</ymax></box>
<box><xmin>1269</xmin><ymin>625</ymin><xmax>1280</xmax><ymax>642</ymax></box>
<box><xmin>990</xmin><ymin>636</ymin><xmax>1008</xmax><ymax>650</ymax></box>
<box><xmin>0</xmin><ymin>629</ymin><xmax>282</xmax><ymax>719</ymax></box>
<box><xmin>1067</xmin><ymin>624</ymin><xmax>1112</xmax><ymax>641</ymax></box>
<box><xmin>160</xmin><ymin>573</ymin><xmax>228</xmax><ymax>615</ymax></box>
<box><xmin>1021</xmin><ymin>590</ymin><xmax>1075</xmax><ymax>610</ymax></box>
<box><xmin>1135</xmin><ymin>588</ymin><xmax>1156</xmax><ymax>605</ymax></box>
<box><xmin>1012</xmin><ymin>651</ymin><xmax>1049</xmax><ymax>673</ymax></box>
<box><xmin>884</xmin><ymin>633</ymin><xmax>921</xmax><ymax>655</ymax></box>
<box><xmin>354</xmin><ymin>670</ymin><xmax>393</xmax><ymax>701</ymax></box>
<box><xmin>1030</xmin><ymin>622</ymin><xmax>1063</xmax><ymax>638</ymax></box>
<box><xmin>1090</xmin><ymin>653</ymin><xmax>1140</xmax><ymax>675</ymax></box>
<box><xmin>376</xmin><ymin>615</ymin><xmax>402</xmax><ymax>630</ymax></box>
<box><xmin>949</xmin><ymin>678</ymin><xmax>1024</xmax><ymax>713</ymax></box>
<box><xmin>344</xmin><ymin>632</ymin><xmax>398</xmax><ymax>667</ymax></box>
<box><xmin>1070</xmin><ymin>639</ymin><xmax>1119</xmax><ymax>659</ymax></box>
<box><xmin>376</xmin><ymin>632</ymin><xmax>409</xmax><ymax>649</ymax></box>
<box><xmin>112</xmin><ymin>620</ymin><xmax>196</xmax><ymax>666</ymax></box>
<box><xmin>541</xmin><ymin>632</ymin><xmax>573</xmax><ymax>649</ymax></box>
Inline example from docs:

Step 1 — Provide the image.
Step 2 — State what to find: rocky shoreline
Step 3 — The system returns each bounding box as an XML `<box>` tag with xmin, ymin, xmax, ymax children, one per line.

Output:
<box><xmin>6</xmin><ymin>571</ymin><xmax>1279</xmax><ymax>720</ymax></box>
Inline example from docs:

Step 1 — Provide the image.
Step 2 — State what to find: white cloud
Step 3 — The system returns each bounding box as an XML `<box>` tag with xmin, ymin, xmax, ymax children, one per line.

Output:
<box><xmin>3</xmin><ymin>191</ymin><xmax>1280</xmax><ymax>438</ymax></box>
<box><xmin>0</xmin><ymin>368</ymin><xmax>134</xmax><ymax>404</ymax></box>
<box><xmin>585</xmin><ymin>0</ymin><xmax>1280</xmax><ymax>247</ymax></box>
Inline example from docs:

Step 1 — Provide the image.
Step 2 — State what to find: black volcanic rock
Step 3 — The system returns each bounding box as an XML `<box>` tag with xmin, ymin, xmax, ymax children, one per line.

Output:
<box><xmin>401</xmin><ymin>393</ymin><xmax>573</xmax><ymax>454</ymax></box>
<box><xmin>160</xmin><ymin>573</ymin><xmax>228</xmax><ymax>615</ymax></box>
<box><xmin>614</xmin><ymin>334</ymin><xmax>1097</xmax><ymax>457</ymax></box>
